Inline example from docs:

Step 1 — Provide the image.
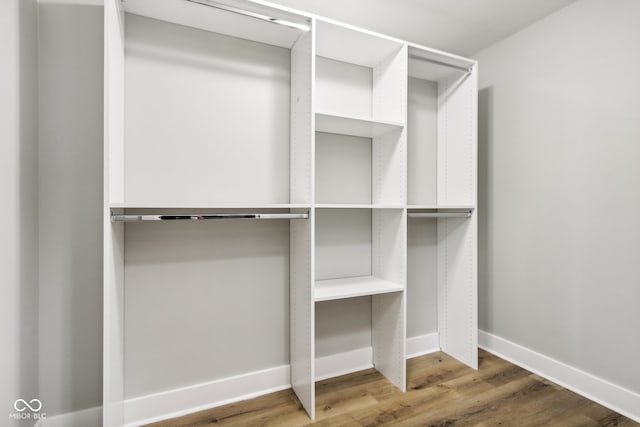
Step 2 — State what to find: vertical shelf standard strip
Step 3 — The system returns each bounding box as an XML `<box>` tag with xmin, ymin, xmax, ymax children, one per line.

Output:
<box><xmin>289</xmin><ymin>21</ymin><xmax>316</xmax><ymax>419</ymax></box>
<box><xmin>372</xmin><ymin>208</ymin><xmax>407</xmax><ymax>390</ymax></box>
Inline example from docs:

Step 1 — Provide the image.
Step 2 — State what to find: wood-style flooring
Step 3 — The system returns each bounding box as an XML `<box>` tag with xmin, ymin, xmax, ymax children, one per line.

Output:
<box><xmin>146</xmin><ymin>350</ymin><xmax>639</xmax><ymax>426</ymax></box>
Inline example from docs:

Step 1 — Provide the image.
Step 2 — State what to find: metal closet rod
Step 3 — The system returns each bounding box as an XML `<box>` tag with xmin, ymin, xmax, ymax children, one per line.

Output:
<box><xmin>408</xmin><ymin>54</ymin><xmax>473</xmax><ymax>73</ymax></box>
<box><xmin>111</xmin><ymin>213</ymin><xmax>309</xmax><ymax>222</ymax></box>
<box><xmin>408</xmin><ymin>211</ymin><xmax>472</xmax><ymax>219</ymax></box>
<box><xmin>185</xmin><ymin>0</ymin><xmax>310</xmax><ymax>31</ymax></box>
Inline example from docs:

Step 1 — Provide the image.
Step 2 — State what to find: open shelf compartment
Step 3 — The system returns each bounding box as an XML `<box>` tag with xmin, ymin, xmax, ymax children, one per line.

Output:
<box><xmin>407</xmin><ymin>45</ymin><xmax>476</xmax><ymax>207</ymax></box>
<box><xmin>315</xmin><ymin>19</ymin><xmax>407</xmax><ymax>125</ymax></box>
<box><xmin>107</xmin><ymin>0</ymin><xmax>313</xmax><ymax>207</ymax></box>
<box><xmin>314</xmin><ymin>208</ymin><xmax>406</xmax><ymax>297</ymax></box>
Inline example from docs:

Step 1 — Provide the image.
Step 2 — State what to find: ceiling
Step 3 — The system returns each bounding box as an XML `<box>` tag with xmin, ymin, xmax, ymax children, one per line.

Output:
<box><xmin>267</xmin><ymin>0</ymin><xmax>577</xmax><ymax>56</ymax></box>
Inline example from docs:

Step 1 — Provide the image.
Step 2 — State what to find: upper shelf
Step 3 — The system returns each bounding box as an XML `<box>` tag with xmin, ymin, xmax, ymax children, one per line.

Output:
<box><xmin>407</xmin><ymin>205</ymin><xmax>475</xmax><ymax>210</ymax></box>
<box><xmin>123</xmin><ymin>0</ymin><xmax>311</xmax><ymax>49</ymax></box>
<box><xmin>315</xmin><ymin>19</ymin><xmax>404</xmax><ymax>67</ymax></box>
<box><xmin>315</xmin><ymin>112</ymin><xmax>403</xmax><ymax>138</ymax></box>
<box><xmin>408</xmin><ymin>45</ymin><xmax>476</xmax><ymax>81</ymax></box>
<box><xmin>109</xmin><ymin>202</ymin><xmax>311</xmax><ymax>209</ymax></box>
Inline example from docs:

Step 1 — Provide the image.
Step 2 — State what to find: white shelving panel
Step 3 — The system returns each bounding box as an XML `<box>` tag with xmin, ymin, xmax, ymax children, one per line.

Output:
<box><xmin>316</xmin><ymin>18</ymin><xmax>403</xmax><ymax>68</ymax></box>
<box><xmin>104</xmin><ymin>1</ymin><xmax>476</xmax><ymax>423</ymax></box>
<box><xmin>109</xmin><ymin>202</ymin><xmax>312</xmax><ymax>209</ymax></box>
<box><xmin>314</xmin><ymin>276</ymin><xmax>403</xmax><ymax>302</ymax></box>
<box><xmin>289</xmin><ymin>25</ymin><xmax>315</xmax><ymax>418</ymax></box>
<box><xmin>315</xmin><ymin>112</ymin><xmax>403</xmax><ymax>138</ymax></box>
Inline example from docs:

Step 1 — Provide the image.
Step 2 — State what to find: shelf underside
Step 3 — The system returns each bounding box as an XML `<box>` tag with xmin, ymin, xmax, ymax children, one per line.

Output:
<box><xmin>124</xmin><ymin>0</ymin><xmax>309</xmax><ymax>49</ymax></box>
<box><xmin>109</xmin><ymin>203</ymin><xmax>310</xmax><ymax>209</ymax></box>
<box><xmin>314</xmin><ymin>276</ymin><xmax>403</xmax><ymax>302</ymax></box>
<box><xmin>109</xmin><ymin>203</ymin><xmax>475</xmax><ymax>210</ymax></box>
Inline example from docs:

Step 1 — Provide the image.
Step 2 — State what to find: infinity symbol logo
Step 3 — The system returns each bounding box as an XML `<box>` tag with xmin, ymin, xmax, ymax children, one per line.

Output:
<box><xmin>14</xmin><ymin>399</ymin><xmax>42</xmax><ymax>412</ymax></box>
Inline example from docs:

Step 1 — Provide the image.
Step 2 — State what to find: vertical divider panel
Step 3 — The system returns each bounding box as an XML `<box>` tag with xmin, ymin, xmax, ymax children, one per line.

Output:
<box><xmin>104</xmin><ymin>0</ymin><xmax>125</xmax><ymax>425</ymax></box>
<box><xmin>290</xmin><ymin>207</ymin><xmax>315</xmax><ymax>419</ymax></box>
<box><xmin>373</xmin><ymin>45</ymin><xmax>407</xmax><ymax>124</ymax></box>
<box><xmin>436</xmin><ymin>65</ymin><xmax>478</xmax><ymax>369</ymax></box>
<box><xmin>105</xmin><ymin>0</ymin><xmax>125</xmax><ymax>204</ymax></box>
<box><xmin>437</xmin><ymin>214</ymin><xmax>478</xmax><ymax>369</ymax></box>
<box><xmin>371</xmin><ymin>44</ymin><xmax>407</xmax><ymax>390</ymax></box>
<box><xmin>372</xmin><ymin>46</ymin><xmax>407</xmax><ymax>205</ymax></box>
<box><xmin>290</xmin><ymin>26</ymin><xmax>314</xmax><ymax>205</ymax></box>
<box><xmin>437</xmin><ymin>67</ymin><xmax>477</xmax><ymax>206</ymax></box>
<box><xmin>290</xmin><ymin>21</ymin><xmax>315</xmax><ymax>420</ymax></box>
<box><xmin>372</xmin><ymin>209</ymin><xmax>407</xmax><ymax>390</ymax></box>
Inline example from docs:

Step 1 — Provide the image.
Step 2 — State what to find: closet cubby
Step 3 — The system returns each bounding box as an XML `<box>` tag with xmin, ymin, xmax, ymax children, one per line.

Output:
<box><xmin>314</xmin><ymin>20</ymin><xmax>407</xmax><ymax>207</ymax></box>
<box><xmin>104</xmin><ymin>2</ymin><xmax>476</xmax><ymax>425</ymax></box>
<box><xmin>314</xmin><ymin>208</ymin><xmax>405</xmax><ymax>301</ymax></box>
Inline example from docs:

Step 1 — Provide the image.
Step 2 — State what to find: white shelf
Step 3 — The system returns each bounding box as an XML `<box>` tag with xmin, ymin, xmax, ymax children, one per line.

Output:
<box><xmin>123</xmin><ymin>0</ymin><xmax>310</xmax><ymax>49</ymax></box>
<box><xmin>314</xmin><ymin>276</ymin><xmax>403</xmax><ymax>302</ymax></box>
<box><xmin>109</xmin><ymin>202</ymin><xmax>310</xmax><ymax>209</ymax></box>
<box><xmin>315</xmin><ymin>204</ymin><xmax>404</xmax><ymax>209</ymax></box>
<box><xmin>407</xmin><ymin>205</ymin><xmax>475</xmax><ymax>210</ymax></box>
<box><xmin>315</xmin><ymin>112</ymin><xmax>403</xmax><ymax>138</ymax></box>
<box><xmin>408</xmin><ymin>45</ymin><xmax>475</xmax><ymax>81</ymax></box>
<box><xmin>316</xmin><ymin>19</ymin><xmax>403</xmax><ymax>68</ymax></box>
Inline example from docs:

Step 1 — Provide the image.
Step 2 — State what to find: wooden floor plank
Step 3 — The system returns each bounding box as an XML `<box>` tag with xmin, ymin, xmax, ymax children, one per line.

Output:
<box><xmin>145</xmin><ymin>350</ymin><xmax>639</xmax><ymax>427</ymax></box>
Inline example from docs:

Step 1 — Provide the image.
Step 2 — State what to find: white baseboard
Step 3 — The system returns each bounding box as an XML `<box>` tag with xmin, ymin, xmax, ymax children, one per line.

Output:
<box><xmin>315</xmin><ymin>332</ymin><xmax>440</xmax><ymax>381</ymax></box>
<box><xmin>38</xmin><ymin>334</ymin><xmax>441</xmax><ymax>427</ymax></box>
<box><xmin>123</xmin><ymin>364</ymin><xmax>291</xmax><ymax>426</ymax></box>
<box><xmin>34</xmin><ymin>406</ymin><xmax>102</xmax><ymax>427</ymax></box>
<box><xmin>315</xmin><ymin>347</ymin><xmax>374</xmax><ymax>381</ymax></box>
<box><xmin>407</xmin><ymin>332</ymin><xmax>439</xmax><ymax>358</ymax></box>
<box><xmin>479</xmin><ymin>330</ymin><xmax>640</xmax><ymax>423</ymax></box>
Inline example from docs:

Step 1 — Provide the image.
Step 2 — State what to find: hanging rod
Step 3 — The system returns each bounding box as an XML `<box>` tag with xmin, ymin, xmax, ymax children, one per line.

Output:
<box><xmin>185</xmin><ymin>0</ymin><xmax>310</xmax><ymax>31</ymax></box>
<box><xmin>111</xmin><ymin>213</ymin><xmax>309</xmax><ymax>222</ymax></box>
<box><xmin>408</xmin><ymin>54</ymin><xmax>473</xmax><ymax>73</ymax></box>
<box><xmin>408</xmin><ymin>211</ymin><xmax>472</xmax><ymax>219</ymax></box>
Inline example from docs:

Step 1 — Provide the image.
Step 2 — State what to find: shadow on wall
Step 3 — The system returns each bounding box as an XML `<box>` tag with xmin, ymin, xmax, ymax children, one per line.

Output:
<box><xmin>37</xmin><ymin>2</ymin><xmax>104</xmax><ymax>417</ymax></box>
<box><xmin>477</xmin><ymin>86</ymin><xmax>493</xmax><ymax>333</ymax></box>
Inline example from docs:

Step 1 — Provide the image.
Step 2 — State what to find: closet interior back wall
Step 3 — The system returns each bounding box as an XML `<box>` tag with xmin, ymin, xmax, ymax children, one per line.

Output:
<box><xmin>124</xmin><ymin>13</ymin><xmax>291</xmax><ymax>204</ymax></box>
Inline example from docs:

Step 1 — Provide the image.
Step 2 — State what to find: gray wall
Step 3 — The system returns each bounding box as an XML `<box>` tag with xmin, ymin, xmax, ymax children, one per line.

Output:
<box><xmin>475</xmin><ymin>0</ymin><xmax>640</xmax><ymax>394</ymax></box>
<box><xmin>38</xmin><ymin>2</ymin><xmax>104</xmax><ymax>416</ymax></box>
<box><xmin>0</xmin><ymin>0</ymin><xmax>39</xmax><ymax>425</ymax></box>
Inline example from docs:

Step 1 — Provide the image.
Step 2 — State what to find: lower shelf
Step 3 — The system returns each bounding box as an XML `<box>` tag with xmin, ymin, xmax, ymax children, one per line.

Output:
<box><xmin>314</xmin><ymin>275</ymin><xmax>403</xmax><ymax>302</ymax></box>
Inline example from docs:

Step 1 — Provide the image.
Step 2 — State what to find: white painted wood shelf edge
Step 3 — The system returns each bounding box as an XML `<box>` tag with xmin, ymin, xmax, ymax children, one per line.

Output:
<box><xmin>314</xmin><ymin>276</ymin><xmax>403</xmax><ymax>302</ymax></box>
<box><xmin>407</xmin><ymin>205</ymin><xmax>476</xmax><ymax>210</ymax></box>
<box><xmin>315</xmin><ymin>204</ymin><xmax>405</xmax><ymax>209</ymax></box>
<box><xmin>315</xmin><ymin>112</ymin><xmax>404</xmax><ymax>138</ymax></box>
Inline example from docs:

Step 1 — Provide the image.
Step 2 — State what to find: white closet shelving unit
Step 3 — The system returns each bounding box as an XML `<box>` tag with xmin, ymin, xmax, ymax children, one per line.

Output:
<box><xmin>103</xmin><ymin>0</ymin><xmax>477</xmax><ymax>425</ymax></box>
